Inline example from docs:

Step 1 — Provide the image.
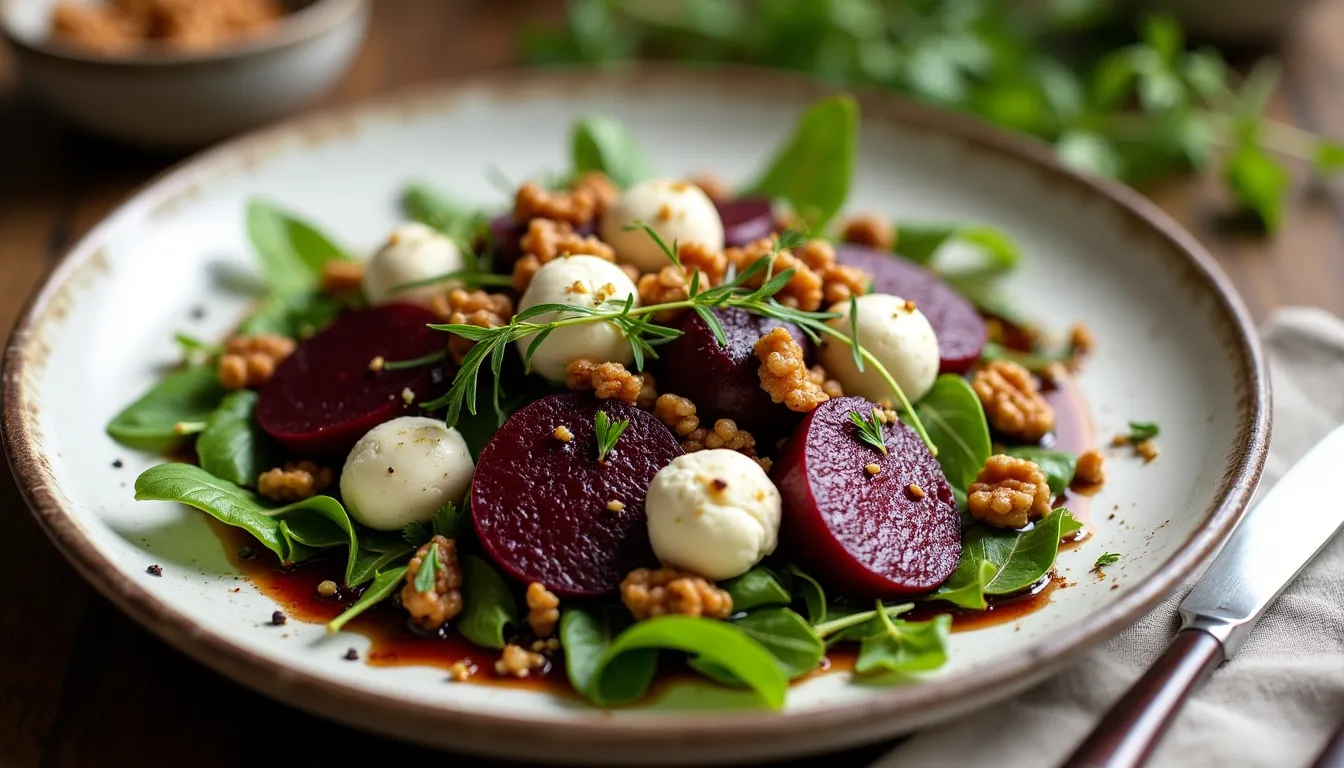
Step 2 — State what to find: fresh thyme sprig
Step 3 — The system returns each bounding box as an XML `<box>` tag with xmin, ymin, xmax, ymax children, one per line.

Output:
<box><xmin>1094</xmin><ymin>552</ymin><xmax>1122</xmax><ymax>569</ymax></box>
<box><xmin>594</xmin><ymin>410</ymin><xmax>630</xmax><ymax>462</ymax></box>
<box><xmin>382</xmin><ymin>350</ymin><xmax>448</xmax><ymax>371</ymax></box>
<box><xmin>424</xmin><ymin>226</ymin><xmax>937</xmax><ymax>453</ymax></box>
<box><xmin>849</xmin><ymin>409</ymin><xmax>888</xmax><ymax>456</ymax></box>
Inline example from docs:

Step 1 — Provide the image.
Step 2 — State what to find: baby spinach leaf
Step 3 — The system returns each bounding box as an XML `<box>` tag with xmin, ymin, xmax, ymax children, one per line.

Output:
<box><xmin>1003</xmin><ymin>446</ymin><xmax>1077</xmax><ymax>496</ymax></box>
<box><xmin>690</xmin><ymin>607</ymin><xmax>824</xmax><ymax>682</ymax></box>
<box><xmin>933</xmin><ymin>508</ymin><xmax>1081</xmax><ymax>607</ymax></box>
<box><xmin>787</xmin><ymin>563</ymin><xmax>827</xmax><ymax>624</ymax></box>
<box><xmin>456</xmin><ymin>555</ymin><xmax>518</xmax><ymax>649</ymax></box>
<box><xmin>561</xmin><ymin>606</ymin><xmax>656</xmax><ymax>703</ymax></box>
<box><xmin>196</xmin><ymin>390</ymin><xmax>279</xmax><ymax>487</ymax></box>
<box><xmin>930</xmin><ymin>558</ymin><xmax>998</xmax><ymax>610</ymax></box>
<box><xmin>912</xmin><ymin>375</ymin><xmax>991</xmax><ymax>491</ymax></box>
<box><xmin>347</xmin><ymin>538</ymin><xmax>415</xmax><ymax>588</ymax></box>
<box><xmin>895</xmin><ymin>221</ymin><xmax>1021</xmax><ymax>274</ymax></box>
<box><xmin>401</xmin><ymin>184</ymin><xmax>486</xmax><ymax>244</ymax></box>
<box><xmin>854</xmin><ymin>612</ymin><xmax>951</xmax><ymax>675</ymax></box>
<box><xmin>590</xmin><ymin>615</ymin><xmax>789</xmax><ymax>709</ymax></box>
<box><xmin>327</xmin><ymin>565</ymin><xmax>408</xmax><ymax>633</ymax></box>
<box><xmin>134</xmin><ymin>463</ymin><xmax>359</xmax><ymax>581</ymax></box>
<box><xmin>571</xmin><ymin>115</ymin><xmax>655</xmax><ymax>188</ymax></box>
<box><xmin>238</xmin><ymin>292</ymin><xmax>343</xmax><ymax>338</ymax></box>
<box><xmin>744</xmin><ymin>95</ymin><xmax>857</xmax><ymax>228</ymax></box>
<box><xmin>816</xmin><ymin>603</ymin><xmax>915</xmax><ymax>645</ymax></box>
<box><xmin>721</xmin><ymin>565</ymin><xmax>792</xmax><ymax>612</ymax></box>
<box><xmin>246</xmin><ymin>199</ymin><xmax>351</xmax><ymax>295</ymax></box>
<box><xmin>107</xmin><ymin>365</ymin><xmax>225</xmax><ymax>452</ymax></box>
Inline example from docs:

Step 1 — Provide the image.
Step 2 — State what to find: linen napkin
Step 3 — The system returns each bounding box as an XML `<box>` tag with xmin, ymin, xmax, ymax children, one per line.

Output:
<box><xmin>878</xmin><ymin>307</ymin><xmax>1344</xmax><ymax>768</ymax></box>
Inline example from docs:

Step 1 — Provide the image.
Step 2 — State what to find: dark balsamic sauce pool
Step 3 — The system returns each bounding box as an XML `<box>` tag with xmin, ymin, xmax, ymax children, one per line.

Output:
<box><xmin>218</xmin><ymin>371</ymin><xmax>1094</xmax><ymax>692</ymax></box>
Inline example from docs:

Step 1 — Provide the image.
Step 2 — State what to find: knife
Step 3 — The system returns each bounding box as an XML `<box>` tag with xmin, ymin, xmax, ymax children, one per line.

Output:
<box><xmin>1062</xmin><ymin>423</ymin><xmax>1344</xmax><ymax>768</ymax></box>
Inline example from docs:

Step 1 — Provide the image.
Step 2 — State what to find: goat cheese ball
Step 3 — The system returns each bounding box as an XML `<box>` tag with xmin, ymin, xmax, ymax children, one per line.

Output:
<box><xmin>645</xmin><ymin>450</ymin><xmax>782</xmax><ymax>581</ymax></box>
<box><xmin>599</xmin><ymin>179</ymin><xmax>725</xmax><ymax>272</ymax></box>
<box><xmin>340</xmin><ymin>416</ymin><xmax>474</xmax><ymax>531</ymax></box>
<box><xmin>515</xmin><ymin>255</ymin><xmax>639</xmax><ymax>382</ymax></box>
<box><xmin>362</xmin><ymin>222</ymin><xmax>466</xmax><ymax>307</ymax></box>
<box><xmin>819</xmin><ymin>293</ymin><xmax>940</xmax><ymax>403</ymax></box>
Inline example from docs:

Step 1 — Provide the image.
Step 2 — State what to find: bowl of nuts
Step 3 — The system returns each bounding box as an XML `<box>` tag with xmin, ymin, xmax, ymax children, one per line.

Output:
<box><xmin>0</xmin><ymin>0</ymin><xmax>369</xmax><ymax>147</ymax></box>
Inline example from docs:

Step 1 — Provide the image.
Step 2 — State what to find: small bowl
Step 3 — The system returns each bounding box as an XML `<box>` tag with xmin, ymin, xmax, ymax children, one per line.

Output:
<box><xmin>0</xmin><ymin>0</ymin><xmax>369</xmax><ymax>148</ymax></box>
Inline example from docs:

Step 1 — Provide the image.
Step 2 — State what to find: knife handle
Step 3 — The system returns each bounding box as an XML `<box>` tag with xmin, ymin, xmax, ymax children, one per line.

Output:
<box><xmin>1060</xmin><ymin>628</ymin><xmax>1225</xmax><ymax>768</ymax></box>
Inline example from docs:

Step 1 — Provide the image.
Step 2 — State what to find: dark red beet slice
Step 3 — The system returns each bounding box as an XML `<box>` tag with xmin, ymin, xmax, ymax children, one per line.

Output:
<box><xmin>487</xmin><ymin>213</ymin><xmax>595</xmax><ymax>273</ymax></box>
<box><xmin>472</xmin><ymin>393</ymin><xmax>682</xmax><ymax>597</ymax></box>
<box><xmin>835</xmin><ymin>243</ymin><xmax>987</xmax><ymax>373</ymax></box>
<box><xmin>654</xmin><ymin>307</ymin><xmax>808</xmax><ymax>433</ymax></box>
<box><xmin>257</xmin><ymin>304</ymin><xmax>448</xmax><ymax>458</ymax></box>
<box><xmin>773</xmin><ymin>396</ymin><xmax>961</xmax><ymax>598</ymax></box>
<box><xmin>716</xmin><ymin>197</ymin><xmax>777</xmax><ymax>247</ymax></box>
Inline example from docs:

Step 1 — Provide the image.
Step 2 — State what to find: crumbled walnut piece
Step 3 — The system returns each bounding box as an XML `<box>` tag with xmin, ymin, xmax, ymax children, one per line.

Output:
<box><xmin>636</xmin><ymin>371</ymin><xmax>659</xmax><ymax>410</ymax></box>
<box><xmin>434</xmin><ymin>288</ymin><xmax>514</xmax><ymax>364</ymax></box>
<box><xmin>519</xmin><ymin>217</ymin><xmax>615</xmax><ymax>263</ymax></box>
<box><xmin>571</xmin><ymin>171</ymin><xmax>619</xmax><ymax>215</ymax></box>
<box><xmin>257</xmin><ymin>461</ymin><xmax>333</xmax><ymax>501</ymax></box>
<box><xmin>564</xmin><ymin>359</ymin><xmax>645</xmax><ymax>406</ymax></box>
<box><xmin>754</xmin><ymin>456</ymin><xmax>774</xmax><ymax>473</ymax></box>
<box><xmin>702</xmin><ymin>419</ymin><xmax>756</xmax><ymax>454</ymax></box>
<box><xmin>653</xmin><ymin>393</ymin><xmax>701</xmax><ymax>437</ymax></box>
<box><xmin>514</xmin><ymin>183</ymin><xmax>599</xmax><ymax>226</ymax></box>
<box><xmin>495</xmin><ymin>643</ymin><xmax>548</xmax><ymax>678</ymax></box>
<box><xmin>401</xmin><ymin>536</ymin><xmax>463</xmax><ymax>631</ymax></box>
<box><xmin>530</xmin><ymin>638</ymin><xmax>562</xmax><ymax>653</ymax></box>
<box><xmin>218</xmin><ymin>333</ymin><xmax>296</xmax><ymax>390</ymax></box>
<box><xmin>686</xmin><ymin>172</ymin><xmax>733</xmax><ymax>203</ymax></box>
<box><xmin>724</xmin><ymin>236</ymin><xmax>825</xmax><ymax>311</ymax></box>
<box><xmin>525</xmin><ymin>582</ymin><xmax>560</xmax><ymax>638</ymax></box>
<box><xmin>620</xmin><ymin>568</ymin><xmax>733</xmax><ymax>621</ymax></box>
<box><xmin>1068</xmin><ymin>323</ymin><xmax>1095</xmax><ymax>370</ymax></box>
<box><xmin>553</xmin><ymin>425</ymin><xmax>574</xmax><ymax>443</ymax></box>
<box><xmin>447</xmin><ymin>660</ymin><xmax>475</xmax><ymax>681</ymax></box>
<box><xmin>316</xmin><ymin>580</ymin><xmax>338</xmax><ymax>598</ymax></box>
<box><xmin>511</xmin><ymin>254</ymin><xmax>543</xmax><ymax>293</ymax></box>
<box><xmin>321</xmin><ymin>260</ymin><xmax>365</xmax><ymax>295</ymax></box>
<box><xmin>839</xmin><ymin>213</ymin><xmax>896</xmax><ymax>251</ymax></box>
<box><xmin>678</xmin><ymin>241</ymin><xmax>728</xmax><ymax>285</ymax></box>
<box><xmin>824</xmin><ymin>263</ymin><xmax>872</xmax><ymax>305</ymax></box>
<box><xmin>637</xmin><ymin>265</ymin><xmax>705</xmax><ymax>321</ymax></box>
<box><xmin>967</xmin><ymin>455</ymin><xmax>1053</xmax><ymax>530</ymax></box>
<box><xmin>1135</xmin><ymin>439</ymin><xmax>1159</xmax><ymax>463</ymax></box>
<box><xmin>755</xmin><ymin>327</ymin><xmax>830</xmax><ymax>412</ymax></box>
<box><xmin>1073</xmin><ymin>449</ymin><xmax>1106</xmax><ymax>487</ymax></box>
<box><xmin>972</xmin><ymin>359</ymin><xmax>1055</xmax><ymax>443</ymax></box>
<box><xmin>807</xmin><ymin>364</ymin><xmax>845</xmax><ymax>399</ymax></box>
<box><xmin>51</xmin><ymin>4</ymin><xmax>139</xmax><ymax>53</ymax></box>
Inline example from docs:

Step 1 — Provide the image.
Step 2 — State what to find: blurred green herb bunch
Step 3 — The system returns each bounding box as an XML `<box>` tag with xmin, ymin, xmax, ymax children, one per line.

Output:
<box><xmin>523</xmin><ymin>0</ymin><xmax>1344</xmax><ymax>232</ymax></box>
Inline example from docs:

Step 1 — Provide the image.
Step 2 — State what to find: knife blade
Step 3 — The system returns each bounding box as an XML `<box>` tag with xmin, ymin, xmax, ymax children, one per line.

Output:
<box><xmin>1063</xmin><ymin>422</ymin><xmax>1344</xmax><ymax>768</ymax></box>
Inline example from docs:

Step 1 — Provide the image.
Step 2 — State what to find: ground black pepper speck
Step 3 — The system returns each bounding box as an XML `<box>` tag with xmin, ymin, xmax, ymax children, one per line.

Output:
<box><xmin>112</xmin><ymin>459</ymin><xmax>123</xmax><ymax>469</ymax></box>
<box><xmin>190</xmin><ymin>306</ymin><xmax>206</xmax><ymax>320</ymax></box>
<box><xmin>344</xmin><ymin>648</ymin><xmax>359</xmax><ymax>661</ymax></box>
<box><xmin>146</xmin><ymin>564</ymin><xmax>162</xmax><ymax>576</ymax></box>
<box><xmin>271</xmin><ymin>611</ymin><xmax>287</xmax><ymax>626</ymax></box>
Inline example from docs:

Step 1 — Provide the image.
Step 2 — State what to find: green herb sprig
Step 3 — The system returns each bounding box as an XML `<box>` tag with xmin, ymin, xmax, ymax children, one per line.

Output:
<box><xmin>848</xmin><ymin>409</ymin><xmax>889</xmax><ymax>456</ymax></box>
<box><xmin>414</xmin><ymin>544</ymin><xmax>441</xmax><ymax>593</ymax></box>
<box><xmin>1094</xmin><ymin>552</ymin><xmax>1122</xmax><ymax>568</ymax></box>
<box><xmin>594</xmin><ymin>410</ymin><xmax>630</xmax><ymax>462</ymax></box>
<box><xmin>1126</xmin><ymin>421</ymin><xmax>1160</xmax><ymax>442</ymax></box>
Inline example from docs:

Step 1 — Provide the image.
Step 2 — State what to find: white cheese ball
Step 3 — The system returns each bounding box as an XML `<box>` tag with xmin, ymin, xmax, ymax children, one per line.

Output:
<box><xmin>600</xmin><ymin>179</ymin><xmax>725</xmax><ymax>272</ymax></box>
<box><xmin>645</xmin><ymin>450</ymin><xmax>782</xmax><ymax>581</ymax></box>
<box><xmin>819</xmin><ymin>293</ymin><xmax>941</xmax><ymax>404</ymax></box>
<box><xmin>515</xmin><ymin>254</ymin><xmax>639</xmax><ymax>382</ymax></box>
<box><xmin>362</xmin><ymin>222</ymin><xmax>466</xmax><ymax>307</ymax></box>
<box><xmin>340</xmin><ymin>416</ymin><xmax>474</xmax><ymax>531</ymax></box>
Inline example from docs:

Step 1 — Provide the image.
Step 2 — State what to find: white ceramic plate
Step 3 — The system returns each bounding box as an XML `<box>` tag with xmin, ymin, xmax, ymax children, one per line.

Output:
<box><xmin>2</xmin><ymin>68</ymin><xmax>1268</xmax><ymax>765</ymax></box>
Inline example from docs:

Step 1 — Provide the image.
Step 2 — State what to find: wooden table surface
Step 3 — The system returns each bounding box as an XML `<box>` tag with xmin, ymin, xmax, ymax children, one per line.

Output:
<box><xmin>2</xmin><ymin>1</ymin><xmax>1342</xmax><ymax>766</ymax></box>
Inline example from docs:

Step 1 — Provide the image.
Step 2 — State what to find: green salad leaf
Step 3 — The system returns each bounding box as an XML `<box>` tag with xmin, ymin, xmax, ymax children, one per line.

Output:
<box><xmin>347</xmin><ymin>534</ymin><xmax>416</xmax><ymax>588</ymax></box>
<box><xmin>237</xmin><ymin>291</ymin><xmax>343</xmax><ymax>338</ymax></box>
<box><xmin>456</xmin><ymin>555</ymin><xmax>518</xmax><ymax>649</ymax></box>
<box><xmin>690</xmin><ymin>607</ymin><xmax>824</xmax><ymax>682</ymax></box>
<box><xmin>931</xmin><ymin>559</ymin><xmax>998</xmax><ymax>611</ymax></box>
<box><xmin>246</xmin><ymin>199</ymin><xmax>351</xmax><ymax>295</ymax></box>
<box><xmin>106</xmin><ymin>365</ymin><xmax>224</xmax><ymax>452</ymax></box>
<box><xmin>571</xmin><ymin>115</ymin><xmax>655</xmax><ymax>188</ymax></box>
<box><xmin>787</xmin><ymin>563</ymin><xmax>827</xmax><ymax>625</ymax></box>
<box><xmin>328</xmin><ymin>566</ymin><xmax>408</xmax><ymax>633</ymax></box>
<box><xmin>721</xmin><ymin>565</ymin><xmax>792</xmax><ymax>612</ymax></box>
<box><xmin>933</xmin><ymin>508</ymin><xmax>1081</xmax><ymax>609</ymax></box>
<box><xmin>1002</xmin><ymin>446</ymin><xmax>1077</xmax><ymax>496</ymax></box>
<box><xmin>912</xmin><ymin>374</ymin><xmax>991</xmax><ymax>491</ymax></box>
<box><xmin>560</xmin><ymin>606</ymin><xmax>656</xmax><ymax>704</ymax></box>
<box><xmin>895</xmin><ymin>221</ymin><xmax>1021</xmax><ymax>276</ymax></box>
<box><xmin>744</xmin><ymin>94</ymin><xmax>857</xmax><ymax>228</ymax></box>
<box><xmin>196</xmin><ymin>390</ymin><xmax>279</xmax><ymax>487</ymax></box>
<box><xmin>401</xmin><ymin>183</ymin><xmax>487</xmax><ymax>244</ymax></box>
<box><xmin>854</xmin><ymin>610</ymin><xmax>951</xmax><ymax>675</ymax></box>
<box><xmin>134</xmin><ymin>463</ymin><xmax>359</xmax><ymax>582</ymax></box>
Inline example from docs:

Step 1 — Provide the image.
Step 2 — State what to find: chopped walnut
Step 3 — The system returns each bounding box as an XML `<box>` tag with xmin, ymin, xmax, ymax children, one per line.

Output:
<box><xmin>321</xmin><ymin>260</ymin><xmax>365</xmax><ymax>295</ymax></box>
<box><xmin>1073</xmin><ymin>449</ymin><xmax>1106</xmax><ymax>487</ymax></box>
<box><xmin>754</xmin><ymin>456</ymin><xmax>774</xmax><ymax>473</ymax></box>
<box><xmin>636</xmin><ymin>371</ymin><xmax>659</xmax><ymax>410</ymax></box>
<box><xmin>724</xmin><ymin>236</ymin><xmax>825</xmax><ymax>311</ymax></box>
<box><xmin>686</xmin><ymin>172</ymin><xmax>733</xmax><ymax>203</ymax></box>
<box><xmin>51</xmin><ymin>0</ymin><xmax>282</xmax><ymax>54</ymax></box>
<box><xmin>218</xmin><ymin>334</ymin><xmax>295</xmax><ymax>390</ymax></box>
<box><xmin>686</xmin><ymin>419</ymin><xmax>756</xmax><ymax>454</ymax></box>
<box><xmin>620</xmin><ymin>568</ymin><xmax>733</xmax><ymax>621</ymax></box>
<box><xmin>967</xmin><ymin>455</ymin><xmax>1053</xmax><ymax>530</ymax></box>
<box><xmin>972</xmin><ymin>359</ymin><xmax>1055</xmax><ymax>443</ymax></box>
<box><xmin>1068</xmin><ymin>323</ymin><xmax>1095</xmax><ymax>366</ymax></box>
<box><xmin>51</xmin><ymin>4</ymin><xmax>139</xmax><ymax>53</ymax></box>
<box><xmin>1135</xmin><ymin>439</ymin><xmax>1159</xmax><ymax>463</ymax></box>
<box><xmin>678</xmin><ymin>241</ymin><xmax>728</xmax><ymax>285</ymax></box>
<box><xmin>564</xmin><ymin>359</ymin><xmax>645</xmax><ymax>406</ymax></box>
<box><xmin>653</xmin><ymin>393</ymin><xmax>701</xmax><ymax>438</ymax></box>
<box><xmin>823</xmin><ymin>263</ymin><xmax>872</xmax><ymax>305</ymax></box>
<box><xmin>839</xmin><ymin>213</ymin><xmax>896</xmax><ymax>251</ymax></box>
<box><xmin>432</xmin><ymin>288</ymin><xmax>514</xmax><ymax>364</ymax></box>
<box><xmin>519</xmin><ymin>217</ymin><xmax>615</xmax><ymax>263</ymax></box>
<box><xmin>637</xmin><ymin>265</ymin><xmax>706</xmax><ymax>321</ymax></box>
<box><xmin>511</xmin><ymin>254</ymin><xmax>543</xmax><ymax>293</ymax></box>
<box><xmin>755</xmin><ymin>327</ymin><xmax>830</xmax><ymax>412</ymax></box>
<box><xmin>514</xmin><ymin>183</ymin><xmax>598</xmax><ymax>227</ymax></box>
<box><xmin>495</xmin><ymin>643</ymin><xmax>548</xmax><ymax>678</ymax></box>
<box><xmin>257</xmin><ymin>461</ymin><xmax>333</xmax><ymax>501</ymax></box>
<box><xmin>447</xmin><ymin>661</ymin><xmax>476</xmax><ymax>682</ymax></box>
<box><xmin>525</xmin><ymin>582</ymin><xmax>560</xmax><ymax>638</ymax></box>
<box><xmin>571</xmin><ymin>171</ymin><xmax>619</xmax><ymax>215</ymax></box>
<box><xmin>401</xmin><ymin>536</ymin><xmax>463</xmax><ymax>631</ymax></box>
<box><xmin>807</xmin><ymin>364</ymin><xmax>845</xmax><ymax>399</ymax></box>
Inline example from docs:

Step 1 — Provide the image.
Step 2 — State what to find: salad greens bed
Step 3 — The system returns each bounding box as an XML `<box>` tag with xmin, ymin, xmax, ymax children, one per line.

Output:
<box><xmin>110</xmin><ymin>95</ymin><xmax>1088</xmax><ymax>709</ymax></box>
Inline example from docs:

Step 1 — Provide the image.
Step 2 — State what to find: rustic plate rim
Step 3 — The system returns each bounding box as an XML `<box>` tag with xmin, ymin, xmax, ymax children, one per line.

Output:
<box><xmin>1</xmin><ymin>65</ymin><xmax>1270</xmax><ymax>760</ymax></box>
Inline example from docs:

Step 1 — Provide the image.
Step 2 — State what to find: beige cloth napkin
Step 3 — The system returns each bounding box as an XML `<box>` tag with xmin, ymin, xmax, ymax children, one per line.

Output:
<box><xmin>880</xmin><ymin>307</ymin><xmax>1344</xmax><ymax>768</ymax></box>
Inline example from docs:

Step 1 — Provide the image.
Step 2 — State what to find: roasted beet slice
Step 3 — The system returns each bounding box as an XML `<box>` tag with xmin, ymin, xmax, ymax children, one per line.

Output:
<box><xmin>487</xmin><ymin>213</ymin><xmax>596</xmax><ymax>273</ymax></box>
<box><xmin>472</xmin><ymin>393</ymin><xmax>681</xmax><ymax>597</ymax></box>
<box><xmin>835</xmin><ymin>243</ymin><xmax>987</xmax><ymax>373</ymax></box>
<box><xmin>773</xmin><ymin>396</ymin><xmax>961</xmax><ymax>597</ymax></box>
<box><xmin>654</xmin><ymin>307</ymin><xmax>808</xmax><ymax>433</ymax></box>
<box><xmin>256</xmin><ymin>304</ymin><xmax>448</xmax><ymax>458</ymax></box>
<box><xmin>716</xmin><ymin>197</ymin><xmax>777</xmax><ymax>247</ymax></box>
